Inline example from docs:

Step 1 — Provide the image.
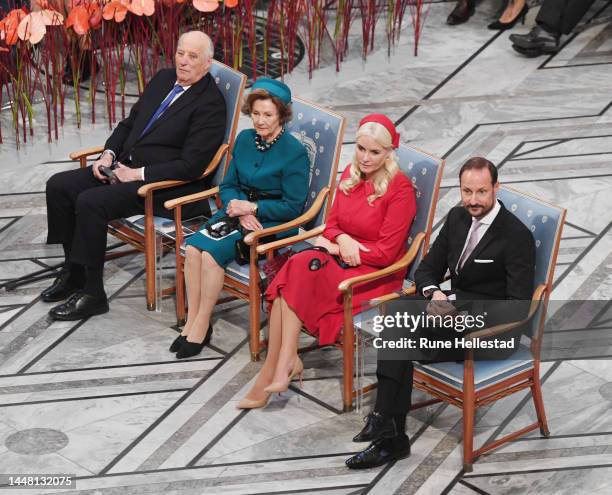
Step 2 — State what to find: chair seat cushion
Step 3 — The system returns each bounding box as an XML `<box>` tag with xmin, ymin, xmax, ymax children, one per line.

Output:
<box><xmin>414</xmin><ymin>344</ymin><xmax>533</xmax><ymax>391</ymax></box>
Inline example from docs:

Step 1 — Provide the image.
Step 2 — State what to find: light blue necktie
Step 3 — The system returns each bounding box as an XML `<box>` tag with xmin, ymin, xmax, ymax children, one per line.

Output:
<box><xmin>140</xmin><ymin>84</ymin><xmax>185</xmax><ymax>137</ymax></box>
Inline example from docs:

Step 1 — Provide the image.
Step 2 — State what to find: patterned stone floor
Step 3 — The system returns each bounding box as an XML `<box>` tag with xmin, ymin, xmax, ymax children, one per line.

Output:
<box><xmin>0</xmin><ymin>1</ymin><xmax>611</xmax><ymax>494</ymax></box>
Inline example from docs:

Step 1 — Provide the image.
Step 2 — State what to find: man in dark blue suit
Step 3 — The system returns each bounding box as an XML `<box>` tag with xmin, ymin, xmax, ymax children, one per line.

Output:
<box><xmin>43</xmin><ymin>31</ymin><xmax>226</xmax><ymax>320</ymax></box>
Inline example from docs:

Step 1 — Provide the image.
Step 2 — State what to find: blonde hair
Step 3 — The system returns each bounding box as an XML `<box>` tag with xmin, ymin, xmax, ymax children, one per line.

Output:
<box><xmin>339</xmin><ymin>122</ymin><xmax>400</xmax><ymax>205</ymax></box>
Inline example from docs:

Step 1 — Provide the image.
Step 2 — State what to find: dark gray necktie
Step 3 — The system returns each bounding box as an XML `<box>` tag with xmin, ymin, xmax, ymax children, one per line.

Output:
<box><xmin>458</xmin><ymin>220</ymin><xmax>482</xmax><ymax>271</ymax></box>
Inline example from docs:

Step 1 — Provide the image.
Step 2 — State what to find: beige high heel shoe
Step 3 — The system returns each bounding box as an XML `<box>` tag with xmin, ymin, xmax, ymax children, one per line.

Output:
<box><xmin>236</xmin><ymin>393</ymin><xmax>271</xmax><ymax>410</ymax></box>
<box><xmin>263</xmin><ymin>357</ymin><xmax>304</xmax><ymax>393</ymax></box>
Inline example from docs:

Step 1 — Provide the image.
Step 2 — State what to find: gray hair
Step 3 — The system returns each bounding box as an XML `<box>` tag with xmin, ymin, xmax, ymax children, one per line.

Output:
<box><xmin>178</xmin><ymin>31</ymin><xmax>214</xmax><ymax>60</ymax></box>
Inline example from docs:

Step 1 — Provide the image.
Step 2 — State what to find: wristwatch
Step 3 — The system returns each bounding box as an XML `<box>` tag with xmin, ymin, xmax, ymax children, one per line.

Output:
<box><xmin>101</xmin><ymin>149</ymin><xmax>115</xmax><ymax>161</ymax></box>
<box><xmin>251</xmin><ymin>202</ymin><xmax>258</xmax><ymax>215</ymax></box>
<box><xmin>423</xmin><ymin>287</ymin><xmax>439</xmax><ymax>299</ymax></box>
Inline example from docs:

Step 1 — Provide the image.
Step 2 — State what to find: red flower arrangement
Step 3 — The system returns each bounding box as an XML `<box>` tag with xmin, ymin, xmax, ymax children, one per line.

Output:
<box><xmin>0</xmin><ymin>0</ymin><xmax>428</xmax><ymax>147</ymax></box>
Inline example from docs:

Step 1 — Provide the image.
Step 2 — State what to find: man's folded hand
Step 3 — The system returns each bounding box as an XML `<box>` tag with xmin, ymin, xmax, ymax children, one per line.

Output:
<box><xmin>113</xmin><ymin>163</ymin><xmax>142</xmax><ymax>183</ymax></box>
<box><xmin>92</xmin><ymin>154</ymin><xmax>113</xmax><ymax>182</ymax></box>
<box><xmin>426</xmin><ymin>299</ymin><xmax>458</xmax><ymax>317</ymax></box>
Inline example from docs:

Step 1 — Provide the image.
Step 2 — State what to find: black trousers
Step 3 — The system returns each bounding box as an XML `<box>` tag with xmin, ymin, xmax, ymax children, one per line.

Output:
<box><xmin>373</xmin><ymin>297</ymin><xmax>522</xmax><ymax>416</ymax></box>
<box><xmin>537</xmin><ymin>0</ymin><xmax>597</xmax><ymax>35</ymax></box>
<box><xmin>46</xmin><ymin>167</ymin><xmax>145</xmax><ymax>269</ymax></box>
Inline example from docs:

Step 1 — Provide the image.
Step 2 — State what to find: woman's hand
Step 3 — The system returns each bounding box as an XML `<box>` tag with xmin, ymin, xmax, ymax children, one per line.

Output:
<box><xmin>239</xmin><ymin>214</ymin><xmax>263</xmax><ymax>231</ymax></box>
<box><xmin>226</xmin><ymin>199</ymin><xmax>256</xmax><ymax>217</ymax></box>
<box><xmin>314</xmin><ymin>236</ymin><xmax>340</xmax><ymax>256</ymax></box>
<box><xmin>336</xmin><ymin>234</ymin><xmax>370</xmax><ymax>266</ymax></box>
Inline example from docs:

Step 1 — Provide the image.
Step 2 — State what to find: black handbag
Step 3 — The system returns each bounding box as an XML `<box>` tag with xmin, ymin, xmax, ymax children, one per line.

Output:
<box><xmin>234</xmin><ymin>230</ymin><xmax>252</xmax><ymax>266</ymax></box>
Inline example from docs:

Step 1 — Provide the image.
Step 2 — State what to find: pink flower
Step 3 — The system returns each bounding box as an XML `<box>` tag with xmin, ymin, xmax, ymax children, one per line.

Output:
<box><xmin>0</xmin><ymin>9</ymin><xmax>27</xmax><ymax>45</ymax></box>
<box><xmin>102</xmin><ymin>0</ymin><xmax>130</xmax><ymax>23</ymax></box>
<box><xmin>193</xmin><ymin>0</ymin><xmax>220</xmax><ymax>13</ymax></box>
<box><xmin>17</xmin><ymin>9</ymin><xmax>64</xmax><ymax>44</ymax></box>
<box><xmin>129</xmin><ymin>0</ymin><xmax>155</xmax><ymax>17</ymax></box>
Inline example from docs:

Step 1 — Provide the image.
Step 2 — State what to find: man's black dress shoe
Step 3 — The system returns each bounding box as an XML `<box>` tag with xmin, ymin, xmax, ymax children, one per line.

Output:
<box><xmin>41</xmin><ymin>272</ymin><xmax>82</xmax><ymax>303</ymax></box>
<box><xmin>509</xmin><ymin>26</ymin><xmax>559</xmax><ymax>53</ymax></box>
<box><xmin>447</xmin><ymin>1</ymin><xmax>475</xmax><ymax>26</ymax></box>
<box><xmin>511</xmin><ymin>44</ymin><xmax>547</xmax><ymax>58</ymax></box>
<box><xmin>345</xmin><ymin>437</ymin><xmax>411</xmax><ymax>469</ymax></box>
<box><xmin>49</xmin><ymin>292</ymin><xmax>109</xmax><ymax>321</ymax></box>
<box><xmin>353</xmin><ymin>412</ymin><xmax>398</xmax><ymax>442</ymax></box>
<box><xmin>176</xmin><ymin>324</ymin><xmax>213</xmax><ymax>359</ymax></box>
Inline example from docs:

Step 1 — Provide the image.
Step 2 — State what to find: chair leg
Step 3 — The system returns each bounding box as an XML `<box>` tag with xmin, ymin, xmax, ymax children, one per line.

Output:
<box><xmin>531</xmin><ymin>373</ymin><xmax>550</xmax><ymax>437</ymax></box>
<box><xmin>249</xmin><ymin>279</ymin><xmax>261</xmax><ymax>362</ymax></box>
<box><xmin>144</xmin><ymin>200</ymin><xmax>157</xmax><ymax>312</ymax></box>
<box><xmin>250</xmin><ymin>308</ymin><xmax>261</xmax><ymax>362</ymax></box>
<box><xmin>145</xmin><ymin>247</ymin><xmax>156</xmax><ymax>311</ymax></box>
<box><xmin>176</xmin><ymin>258</ymin><xmax>186</xmax><ymax>327</ymax></box>
<box><xmin>463</xmin><ymin>359</ymin><xmax>475</xmax><ymax>472</ymax></box>
<box><xmin>342</xmin><ymin>303</ymin><xmax>355</xmax><ymax>413</ymax></box>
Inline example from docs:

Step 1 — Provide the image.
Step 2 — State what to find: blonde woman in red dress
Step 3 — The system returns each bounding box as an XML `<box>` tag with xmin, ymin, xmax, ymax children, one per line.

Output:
<box><xmin>237</xmin><ymin>114</ymin><xmax>417</xmax><ymax>409</ymax></box>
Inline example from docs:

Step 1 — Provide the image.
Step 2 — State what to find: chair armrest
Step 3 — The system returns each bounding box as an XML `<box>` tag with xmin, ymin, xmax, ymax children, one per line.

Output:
<box><xmin>365</xmin><ymin>282</ymin><xmax>418</xmax><ymax>306</ymax></box>
<box><xmin>69</xmin><ymin>146</ymin><xmax>104</xmax><ymax>161</ymax></box>
<box><xmin>243</xmin><ymin>188</ymin><xmax>330</xmax><ymax>245</ymax></box>
<box><xmin>403</xmin><ymin>284</ymin><xmax>417</xmax><ymax>296</ymax></box>
<box><xmin>164</xmin><ymin>186</ymin><xmax>220</xmax><ymax>210</ymax></box>
<box><xmin>138</xmin><ymin>144</ymin><xmax>229</xmax><ymax>198</ymax></box>
<box><xmin>256</xmin><ymin>225</ymin><xmax>325</xmax><ymax>255</ymax></box>
<box><xmin>466</xmin><ymin>284</ymin><xmax>547</xmax><ymax>340</ymax></box>
<box><xmin>138</xmin><ymin>180</ymin><xmax>188</xmax><ymax>197</ymax></box>
<box><xmin>338</xmin><ymin>232</ymin><xmax>426</xmax><ymax>293</ymax></box>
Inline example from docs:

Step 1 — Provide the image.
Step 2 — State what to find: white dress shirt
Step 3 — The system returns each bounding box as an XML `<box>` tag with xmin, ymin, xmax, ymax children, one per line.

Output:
<box><xmin>422</xmin><ymin>200</ymin><xmax>502</xmax><ymax>296</ymax></box>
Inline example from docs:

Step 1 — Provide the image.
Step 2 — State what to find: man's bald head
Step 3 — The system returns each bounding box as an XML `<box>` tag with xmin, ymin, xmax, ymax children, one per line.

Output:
<box><xmin>175</xmin><ymin>31</ymin><xmax>213</xmax><ymax>86</ymax></box>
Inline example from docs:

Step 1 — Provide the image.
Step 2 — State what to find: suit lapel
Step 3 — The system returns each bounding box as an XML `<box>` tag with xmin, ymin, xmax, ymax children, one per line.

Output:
<box><xmin>460</xmin><ymin>206</ymin><xmax>506</xmax><ymax>271</ymax></box>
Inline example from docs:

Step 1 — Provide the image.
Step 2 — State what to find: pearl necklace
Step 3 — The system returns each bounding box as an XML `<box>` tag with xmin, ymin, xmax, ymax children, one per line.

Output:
<box><xmin>254</xmin><ymin>127</ymin><xmax>284</xmax><ymax>152</ymax></box>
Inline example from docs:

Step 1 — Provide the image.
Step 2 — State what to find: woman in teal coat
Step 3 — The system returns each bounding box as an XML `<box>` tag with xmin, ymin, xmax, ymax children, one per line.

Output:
<box><xmin>170</xmin><ymin>78</ymin><xmax>310</xmax><ymax>359</ymax></box>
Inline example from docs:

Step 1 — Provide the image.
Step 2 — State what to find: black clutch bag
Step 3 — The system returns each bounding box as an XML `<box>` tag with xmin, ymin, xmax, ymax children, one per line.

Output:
<box><xmin>205</xmin><ymin>216</ymin><xmax>240</xmax><ymax>239</ymax></box>
<box><xmin>234</xmin><ymin>232</ymin><xmax>252</xmax><ymax>265</ymax></box>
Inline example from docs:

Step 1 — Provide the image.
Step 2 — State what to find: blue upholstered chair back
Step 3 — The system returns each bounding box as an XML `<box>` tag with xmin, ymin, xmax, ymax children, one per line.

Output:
<box><xmin>497</xmin><ymin>187</ymin><xmax>566</xmax><ymax>340</ymax></box>
<box><xmin>395</xmin><ymin>145</ymin><xmax>444</xmax><ymax>282</ymax></box>
<box><xmin>209</xmin><ymin>61</ymin><xmax>247</xmax><ymax>186</ymax></box>
<box><xmin>285</xmin><ymin>97</ymin><xmax>346</xmax><ymax>229</ymax></box>
<box><xmin>497</xmin><ymin>187</ymin><xmax>565</xmax><ymax>291</ymax></box>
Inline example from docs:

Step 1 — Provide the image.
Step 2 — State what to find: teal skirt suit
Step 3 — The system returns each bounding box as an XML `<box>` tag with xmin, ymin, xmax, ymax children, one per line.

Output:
<box><xmin>185</xmin><ymin>128</ymin><xmax>310</xmax><ymax>267</ymax></box>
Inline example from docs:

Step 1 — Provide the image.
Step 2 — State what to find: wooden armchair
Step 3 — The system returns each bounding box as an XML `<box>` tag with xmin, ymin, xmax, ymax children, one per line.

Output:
<box><xmin>68</xmin><ymin>61</ymin><xmax>246</xmax><ymax>311</ymax></box>
<box><xmin>260</xmin><ymin>145</ymin><xmax>445</xmax><ymax>411</ymax></box>
<box><xmin>412</xmin><ymin>187</ymin><xmax>566</xmax><ymax>471</ymax></box>
<box><xmin>355</xmin><ymin>186</ymin><xmax>566</xmax><ymax>471</ymax></box>
<box><xmin>165</xmin><ymin>98</ymin><xmax>346</xmax><ymax>359</ymax></box>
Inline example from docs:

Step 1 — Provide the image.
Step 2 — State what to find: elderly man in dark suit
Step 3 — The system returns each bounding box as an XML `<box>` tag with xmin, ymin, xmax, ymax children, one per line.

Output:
<box><xmin>346</xmin><ymin>157</ymin><xmax>535</xmax><ymax>469</ymax></box>
<box><xmin>43</xmin><ymin>31</ymin><xmax>226</xmax><ymax>320</ymax></box>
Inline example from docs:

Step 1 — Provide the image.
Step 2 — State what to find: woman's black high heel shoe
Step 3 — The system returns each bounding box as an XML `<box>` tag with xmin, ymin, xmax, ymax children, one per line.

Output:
<box><xmin>488</xmin><ymin>4</ymin><xmax>528</xmax><ymax>30</ymax></box>
<box><xmin>169</xmin><ymin>335</ymin><xmax>187</xmax><ymax>353</ymax></box>
<box><xmin>176</xmin><ymin>324</ymin><xmax>213</xmax><ymax>359</ymax></box>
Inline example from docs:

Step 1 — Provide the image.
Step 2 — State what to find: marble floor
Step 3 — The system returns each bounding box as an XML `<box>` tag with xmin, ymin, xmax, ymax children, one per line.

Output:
<box><xmin>1</xmin><ymin>1</ymin><xmax>612</xmax><ymax>494</ymax></box>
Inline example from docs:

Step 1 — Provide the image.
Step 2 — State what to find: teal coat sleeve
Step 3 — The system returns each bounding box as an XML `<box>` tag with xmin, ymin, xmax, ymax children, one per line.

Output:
<box><xmin>256</xmin><ymin>142</ymin><xmax>310</xmax><ymax>223</ymax></box>
<box><xmin>219</xmin><ymin>131</ymin><xmax>248</xmax><ymax>204</ymax></box>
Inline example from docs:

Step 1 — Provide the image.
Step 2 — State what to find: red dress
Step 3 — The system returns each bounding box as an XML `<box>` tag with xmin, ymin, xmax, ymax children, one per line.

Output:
<box><xmin>265</xmin><ymin>167</ymin><xmax>417</xmax><ymax>345</ymax></box>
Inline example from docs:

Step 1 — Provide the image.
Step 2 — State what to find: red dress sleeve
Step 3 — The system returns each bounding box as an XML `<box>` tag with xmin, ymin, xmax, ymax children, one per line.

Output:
<box><xmin>359</xmin><ymin>175</ymin><xmax>416</xmax><ymax>268</ymax></box>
